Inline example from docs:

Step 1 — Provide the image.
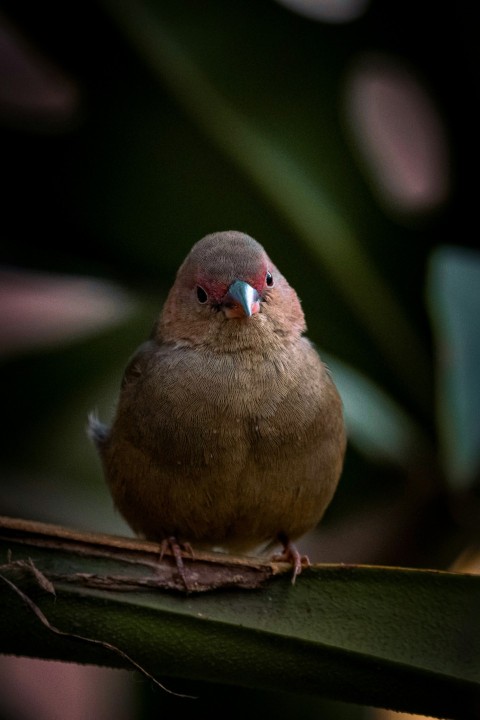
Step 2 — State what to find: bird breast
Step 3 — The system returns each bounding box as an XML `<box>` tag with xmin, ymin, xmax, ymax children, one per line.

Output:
<box><xmin>119</xmin><ymin>339</ymin><xmax>328</xmax><ymax>466</ymax></box>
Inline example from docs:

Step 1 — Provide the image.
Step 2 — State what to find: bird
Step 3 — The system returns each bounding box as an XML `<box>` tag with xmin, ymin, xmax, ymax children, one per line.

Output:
<box><xmin>89</xmin><ymin>230</ymin><xmax>346</xmax><ymax>583</ymax></box>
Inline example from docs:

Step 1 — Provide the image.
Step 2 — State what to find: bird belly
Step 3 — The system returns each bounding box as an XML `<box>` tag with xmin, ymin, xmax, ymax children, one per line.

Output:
<box><xmin>103</xmin><ymin>346</ymin><xmax>344</xmax><ymax>552</ymax></box>
<box><xmin>105</xmin><ymin>412</ymin><xmax>339</xmax><ymax>553</ymax></box>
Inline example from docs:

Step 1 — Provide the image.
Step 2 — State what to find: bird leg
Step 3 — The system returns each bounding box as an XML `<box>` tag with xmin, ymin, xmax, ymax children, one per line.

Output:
<box><xmin>272</xmin><ymin>534</ymin><xmax>311</xmax><ymax>584</ymax></box>
<box><xmin>159</xmin><ymin>536</ymin><xmax>194</xmax><ymax>590</ymax></box>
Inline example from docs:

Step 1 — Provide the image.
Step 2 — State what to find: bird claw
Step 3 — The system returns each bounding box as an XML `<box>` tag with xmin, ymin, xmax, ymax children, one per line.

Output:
<box><xmin>159</xmin><ymin>536</ymin><xmax>194</xmax><ymax>590</ymax></box>
<box><xmin>272</xmin><ymin>539</ymin><xmax>310</xmax><ymax>584</ymax></box>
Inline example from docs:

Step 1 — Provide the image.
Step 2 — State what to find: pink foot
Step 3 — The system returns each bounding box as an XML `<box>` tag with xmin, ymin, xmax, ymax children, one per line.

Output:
<box><xmin>159</xmin><ymin>536</ymin><xmax>194</xmax><ymax>590</ymax></box>
<box><xmin>272</xmin><ymin>536</ymin><xmax>311</xmax><ymax>584</ymax></box>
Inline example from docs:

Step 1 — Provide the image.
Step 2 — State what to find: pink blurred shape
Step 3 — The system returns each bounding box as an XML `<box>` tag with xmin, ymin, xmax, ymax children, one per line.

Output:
<box><xmin>345</xmin><ymin>53</ymin><xmax>449</xmax><ymax>214</ymax></box>
<box><xmin>0</xmin><ymin>267</ymin><xmax>134</xmax><ymax>355</ymax></box>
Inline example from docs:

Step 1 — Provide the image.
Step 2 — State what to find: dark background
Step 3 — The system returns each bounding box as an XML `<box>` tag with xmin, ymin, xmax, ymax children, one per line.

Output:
<box><xmin>0</xmin><ymin>2</ymin><xmax>477</xmax><ymax>718</ymax></box>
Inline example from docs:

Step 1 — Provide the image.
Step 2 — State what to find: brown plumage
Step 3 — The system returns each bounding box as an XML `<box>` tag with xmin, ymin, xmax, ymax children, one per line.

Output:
<box><xmin>90</xmin><ymin>231</ymin><xmax>346</xmax><ymax>580</ymax></box>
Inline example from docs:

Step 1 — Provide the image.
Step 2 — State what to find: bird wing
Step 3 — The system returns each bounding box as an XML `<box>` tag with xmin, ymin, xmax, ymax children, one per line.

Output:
<box><xmin>120</xmin><ymin>340</ymin><xmax>155</xmax><ymax>390</ymax></box>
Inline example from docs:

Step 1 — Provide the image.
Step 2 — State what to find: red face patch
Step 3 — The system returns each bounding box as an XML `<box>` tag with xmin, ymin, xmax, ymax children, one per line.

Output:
<box><xmin>195</xmin><ymin>262</ymin><xmax>271</xmax><ymax>305</ymax></box>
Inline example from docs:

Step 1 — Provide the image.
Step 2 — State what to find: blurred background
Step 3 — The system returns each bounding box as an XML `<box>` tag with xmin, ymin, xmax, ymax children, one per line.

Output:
<box><xmin>0</xmin><ymin>1</ymin><xmax>478</xmax><ymax>718</ymax></box>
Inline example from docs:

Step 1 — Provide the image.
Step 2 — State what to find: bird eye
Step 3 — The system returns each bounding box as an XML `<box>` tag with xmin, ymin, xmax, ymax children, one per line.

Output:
<box><xmin>265</xmin><ymin>271</ymin><xmax>274</xmax><ymax>287</ymax></box>
<box><xmin>196</xmin><ymin>285</ymin><xmax>208</xmax><ymax>304</ymax></box>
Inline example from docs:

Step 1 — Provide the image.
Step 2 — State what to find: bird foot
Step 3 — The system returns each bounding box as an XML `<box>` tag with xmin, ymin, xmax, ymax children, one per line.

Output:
<box><xmin>272</xmin><ymin>538</ymin><xmax>310</xmax><ymax>584</ymax></box>
<box><xmin>159</xmin><ymin>536</ymin><xmax>194</xmax><ymax>590</ymax></box>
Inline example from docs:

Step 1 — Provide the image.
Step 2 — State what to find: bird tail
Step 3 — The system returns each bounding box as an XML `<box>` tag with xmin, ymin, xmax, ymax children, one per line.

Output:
<box><xmin>87</xmin><ymin>411</ymin><xmax>110</xmax><ymax>450</ymax></box>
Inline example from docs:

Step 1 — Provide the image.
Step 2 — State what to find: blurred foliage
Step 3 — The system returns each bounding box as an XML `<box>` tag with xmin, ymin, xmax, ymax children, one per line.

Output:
<box><xmin>0</xmin><ymin>1</ymin><xmax>478</xmax><ymax>718</ymax></box>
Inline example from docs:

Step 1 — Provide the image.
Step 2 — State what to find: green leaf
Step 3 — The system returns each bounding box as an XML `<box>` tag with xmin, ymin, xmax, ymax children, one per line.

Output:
<box><xmin>427</xmin><ymin>246</ymin><xmax>480</xmax><ymax>489</ymax></box>
<box><xmin>1</xmin><ymin>517</ymin><xmax>479</xmax><ymax>717</ymax></box>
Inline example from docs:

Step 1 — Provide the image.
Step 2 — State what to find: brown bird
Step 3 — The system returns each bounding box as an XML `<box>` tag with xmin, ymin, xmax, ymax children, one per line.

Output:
<box><xmin>89</xmin><ymin>231</ymin><xmax>346</xmax><ymax>582</ymax></box>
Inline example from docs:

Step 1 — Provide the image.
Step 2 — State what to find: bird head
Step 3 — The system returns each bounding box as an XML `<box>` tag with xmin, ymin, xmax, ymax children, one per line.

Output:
<box><xmin>157</xmin><ymin>231</ymin><xmax>306</xmax><ymax>350</ymax></box>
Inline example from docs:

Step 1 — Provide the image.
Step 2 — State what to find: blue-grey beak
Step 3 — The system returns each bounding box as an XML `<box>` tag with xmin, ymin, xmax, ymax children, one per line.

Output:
<box><xmin>223</xmin><ymin>280</ymin><xmax>260</xmax><ymax>318</ymax></box>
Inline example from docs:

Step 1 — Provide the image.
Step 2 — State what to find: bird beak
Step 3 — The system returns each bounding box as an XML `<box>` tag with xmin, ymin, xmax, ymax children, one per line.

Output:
<box><xmin>222</xmin><ymin>280</ymin><xmax>260</xmax><ymax>319</ymax></box>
